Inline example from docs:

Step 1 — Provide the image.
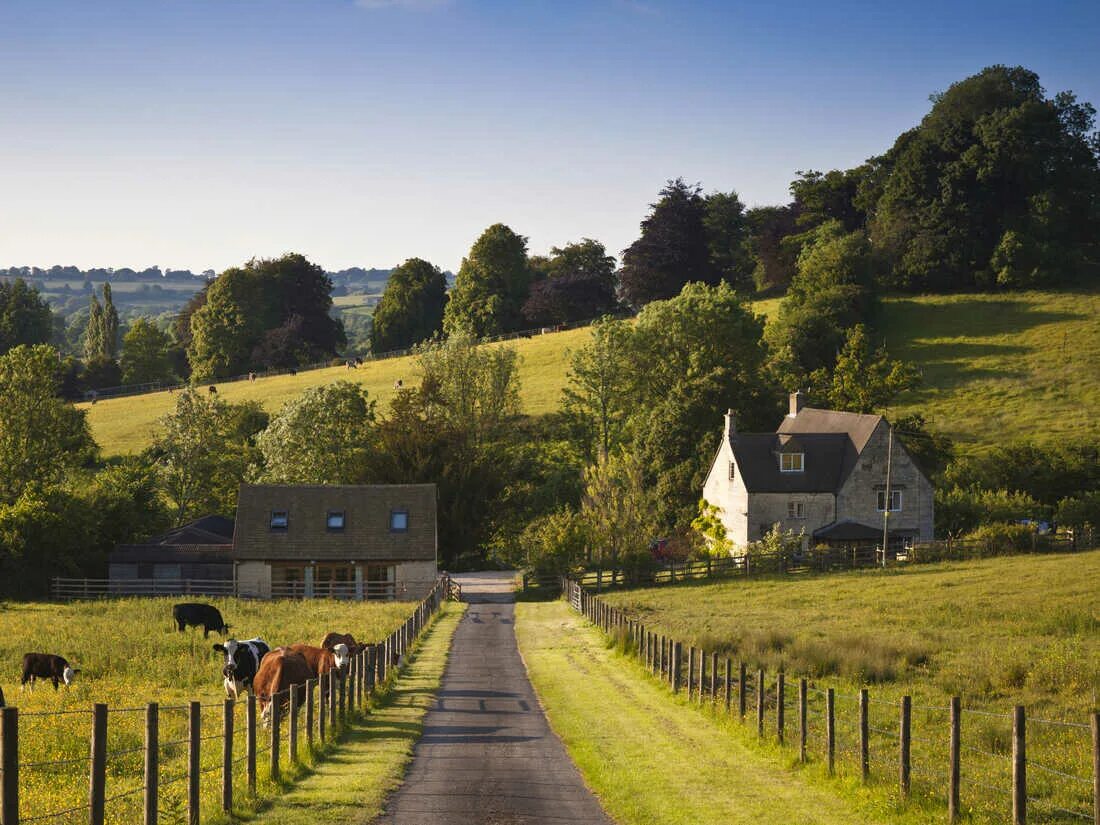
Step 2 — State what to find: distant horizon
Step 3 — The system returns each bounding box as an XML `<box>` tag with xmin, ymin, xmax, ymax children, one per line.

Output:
<box><xmin>2</xmin><ymin>0</ymin><xmax>1097</xmax><ymax>273</ymax></box>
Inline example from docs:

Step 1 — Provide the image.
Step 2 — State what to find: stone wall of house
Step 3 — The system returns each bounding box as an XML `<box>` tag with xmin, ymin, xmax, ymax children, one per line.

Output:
<box><xmin>746</xmin><ymin>492</ymin><xmax>837</xmax><ymax>547</ymax></box>
<box><xmin>395</xmin><ymin>561</ymin><xmax>438</xmax><ymax>600</ymax></box>
<box><xmin>702</xmin><ymin>438</ymin><xmax>750</xmax><ymax>546</ymax></box>
<box><xmin>836</xmin><ymin>421</ymin><xmax>934</xmax><ymax>541</ymax></box>
<box><xmin>236</xmin><ymin>561</ymin><xmax>272</xmax><ymax>599</ymax></box>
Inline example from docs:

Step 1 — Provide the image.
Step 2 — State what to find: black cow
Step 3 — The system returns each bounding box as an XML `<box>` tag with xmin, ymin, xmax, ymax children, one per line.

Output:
<box><xmin>173</xmin><ymin>603</ymin><xmax>229</xmax><ymax>638</ymax></box>
<box><xmin>213</xmin><ymin>637</ymin><xmax>270</xmax><ymax>699</ymax></box>
<box><xmin>21</xmin><ymin>653</ymin><xmax>79</xmax><ymax>690</ymax></box>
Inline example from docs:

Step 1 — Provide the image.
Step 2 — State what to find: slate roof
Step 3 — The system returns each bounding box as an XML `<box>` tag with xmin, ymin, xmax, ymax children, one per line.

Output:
<box><xmin>143</xmin><ymin>515</ymin><xmax>235</xmax><ymax>546</ymax></box>
<box><xmin>812</xmin><ymin>520</ymin><xmax>884</xmax><ymax>541</ymax></box>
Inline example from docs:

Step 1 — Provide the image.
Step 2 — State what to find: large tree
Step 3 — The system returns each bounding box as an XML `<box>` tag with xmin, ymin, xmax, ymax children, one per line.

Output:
<box><xmin>120</xmin><ymin>318</ymin><xmax>174</xmax><ymax>385</ymax></box>
<box><xmin>522</xmin><ymin>239</ymin><xmax>618</xmax><ymax>325</ymax></box>
<box><xmin>187</xmin><ymin>254</ymin><xmax>345</xmax><ymax>380</ymax></box>
<box><xmin>0</xmin><ymin>279</ymin><xmax>53</xmax><ymax>356</ymax></box>
<box><xmin>619</xmin><ymin>179</ymin><xmax>712</xmax><ymax>307</ymax></box>
<box><xmin>443</xmin><ymin>224</ymin><xmax>531</xmax><ymax>337</ymax></box>
<box><xmin>703</xmin><ymin>191</ymin><xmax>755</xmax><ymax>291</ymax></box>
<box><xmin>370</xmin><ymin>258</ymin><xmax>447</xmax><ymax>353</ymax></box>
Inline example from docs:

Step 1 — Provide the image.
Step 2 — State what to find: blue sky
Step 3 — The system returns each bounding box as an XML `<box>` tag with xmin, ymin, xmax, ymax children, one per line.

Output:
<box><xmin>1</xmin><ymin>0</ymin><xmax>1098</xmax><ymax>273</ymax></box>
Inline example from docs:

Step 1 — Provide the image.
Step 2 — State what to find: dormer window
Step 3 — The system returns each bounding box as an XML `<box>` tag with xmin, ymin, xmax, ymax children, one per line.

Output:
<box><xmin>270</xmin><ymin>510</ymin><xmax>289</xmax><ymax>530</ymax></box>
<box><xmin>327</xmin><ymin>511</ymin><xmax>345</xmax><ymax>530</ymax></box>
<box><xmin>390</xmin><ymin>509</ymin><xmax>409</xmax><ymax>532</ymax></box>
<box><xmin>779</xmin><ymin>453</ymin><xmax>804</xmax><ymax>473</ymax></box>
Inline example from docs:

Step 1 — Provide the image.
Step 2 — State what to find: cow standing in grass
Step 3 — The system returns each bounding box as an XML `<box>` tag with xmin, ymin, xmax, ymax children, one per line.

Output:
<box><xmin>253</xmin><ymin>648</ymin><xmax>312</xmax><ymax>726</ymax></box>
<box><xmin>21</xmin><ymin>653</ymin><xmax>79</xmax><ymax>690</ymax></box>
<box><xmin>213</xmin><ymin>638</ymin><xmax>270</xmax><ymax>699</ymax></box>
<box><xmin>173</xmin><ymin>603</ymin><xmax>229</xmax><ymax>638</ymax></box>
<box><xmin>287</xmin><ymin>643</ymin><xmax>348</xmax><ymax>678</ymax></box>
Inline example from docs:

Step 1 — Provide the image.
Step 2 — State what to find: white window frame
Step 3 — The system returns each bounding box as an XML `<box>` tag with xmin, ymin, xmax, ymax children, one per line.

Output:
<box><xmin>787</xmin><ymin>501</ymin><xmax>805</xmax><ymax>519</ymax></box>
<box><xmin>876</xmin><ymin>490</ymin><xmax>903</xmax><ymax>512</ymax></box>
<box><xmin>779</xmin><ymin>452</ymin><xmax>804</xmax><ymax>473</ymax></box>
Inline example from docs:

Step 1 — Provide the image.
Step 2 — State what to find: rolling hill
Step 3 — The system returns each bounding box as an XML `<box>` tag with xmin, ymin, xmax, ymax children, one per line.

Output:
<box><xmin>81</xmin><ymin>290</ymin><xmax>1100</xmax><ymax>457</ymax></box>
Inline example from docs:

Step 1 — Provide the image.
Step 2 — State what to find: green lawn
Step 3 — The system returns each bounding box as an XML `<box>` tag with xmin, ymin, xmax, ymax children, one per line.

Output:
<box><xmin>602</xmin><ymin>551</ymin><xmax>1100</xmax><ymax>822</ymax></box>
<box><xmin>515</xmin><ymin>600</ymin><xmax>908</xmax><ymax>825</ymax></box>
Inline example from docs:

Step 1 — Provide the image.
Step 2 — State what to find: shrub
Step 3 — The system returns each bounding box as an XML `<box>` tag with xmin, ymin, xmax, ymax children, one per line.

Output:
<box><xmin>963</xmin><ymin>522</ymin><xmax>1043</xmax><ymax>555</ymax></box>
<box><xmin>935</xmin><ymin>486</ymin><xmax>1043</xmax><ymax>537</ymax></box>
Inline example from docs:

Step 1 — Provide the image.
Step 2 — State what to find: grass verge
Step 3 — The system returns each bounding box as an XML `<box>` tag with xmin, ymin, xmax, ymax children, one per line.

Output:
<box><xmin>514</xmin><ymin>600</ymin><xmax>926</xmax><ymax>825</ymax></box>
<box><xmin>239</xmin><ymin>602</ymin><xmax>465</xmax><ymax>825</ymax></box>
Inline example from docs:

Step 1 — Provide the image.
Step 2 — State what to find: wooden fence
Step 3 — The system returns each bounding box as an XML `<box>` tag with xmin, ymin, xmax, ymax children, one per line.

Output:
<box><xmin>50</xmin><ymin>578</ymin><xmax>437</xmax><ymax>602</ymax></box>
<box><xmin>565</xmin><ymin>579</ymin><xmax>1100</xmax><ymax>825</ymax></box>
<box><xmin>0</xmin><ymin>577</ymin><xmax>452</xmax><ymax>824</ymax></box>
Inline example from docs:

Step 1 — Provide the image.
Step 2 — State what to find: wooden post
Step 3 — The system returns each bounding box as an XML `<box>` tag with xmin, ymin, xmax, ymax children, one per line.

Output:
<box><xmin>90</xmin><ymin>703</ymin><xmax>108</xmax><ymax>825</ymax></box>
<box><xmin>672</xmin><ymin>642</ymin><xmax>683</xmax><ymax>693</ymax></box>
<box><xmin>1091</xmin><ymin>712</ymin><xmax>1099</xmax><ymax>825</ymax></box>
<box><xmin>899</xmin><ymin>695</ymin><xmax>911</xmax><ymax>799</ymax></box>
<box><xmin>859</xmin><ymin>688</ymin><xmax>869</xmax><ymax>782</ymax></box>
<box><xmin>724</xmin><ymin>658</ymin><xmax>732</xmax><ymax>712</ymax></box>
<box><xmin>738</xmin><ymin>662</ymin><xmax>747</xmax><ymax>719</ymax></box>
<box><xmin>710</xmin><ymin>652</ymin><xmax>719</xmax><ymax>702</ymax></box>
<box><xmin>247</xmin><ymin>695</ymin><xmax>257</xmax><ymax>797</ymax></box>
<box><xmin>777</xmin><ymin>672</ymin><xmax>785</xmax><ymax>744</ymax></box>
<box><xmin>329</xmin><ymin>669</ymin><xmax>338</xmax><ymax>734</ymax></box>
<box><xmin>1012</xmin><ymin>705</ymin><xmax>1026</xmax><ymax>825</ymax></box>
<box><xmin>339</xmin><ymin>670</ymin><xmax>347</xmax><ymax>725</ymax></box>
<box><xmin>756</xmin><ymin>668</ymin><xmax>765</xmax><ymax>736</ymax></box>
<box><xmin>289</xmin><ymin>687</ymin><xmax>299</xmax><ymax>765</ymax></box>
<box><xmin>0</xmin><ymin>708</ymin><xmax>16</xmax><ymax>825</ymax></box>
<box><xmin>949</xmin><ymin>696</ymin><xmax>960</xmax><ymax>822</ymax></box>
<box><xmin>798</xmin><ymin>679</ymin><xmax>807</xmax><ymax>763</ymax></box>
<box><xmin>142</xmin><ymin>704</ymin><xmax>158</xmax><ymax>825</ymax></box>
<box><xmin>826</xmin><ymin>688</ymin><xmax>836</xmax><ymax>776</ymax></box>
<box><xmin>270</xmin><ymin>692</ymin><xmax>282</xmax><ymax>783</ymax></box>
<box><xmin>188</xmin><ymin>702</ymin><xmax>200</xmax><ymax>825</ymax></box>
<box><xmin>306</xmin><ymin>679</ymin><xmax>315</xmax><ymax>751</ymax></box>
<box><xmin>222</xmin><ymin>700</ymin><xmax>233</xmax><ymax>814</ymax></box>
<box><xmin>319</xmin><ymin>673</ymin><xmax>327</xmax><ymax>744</ymax></box>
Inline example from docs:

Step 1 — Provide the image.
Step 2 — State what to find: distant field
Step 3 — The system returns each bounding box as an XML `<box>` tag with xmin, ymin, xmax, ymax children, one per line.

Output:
<box><xmin>0</xmin><ymin>597</ymin><xmax>411</xmax><ymax>824</ymax></box>
<box><xmin>81</xmin><ymin>290</ymin><xmax>1100</xmax><ymax>456</ymax></box>
<box><xmin>603</xmin><ymin>551</ymin><xmax>1100</xmax><ymax>821</ymax></box>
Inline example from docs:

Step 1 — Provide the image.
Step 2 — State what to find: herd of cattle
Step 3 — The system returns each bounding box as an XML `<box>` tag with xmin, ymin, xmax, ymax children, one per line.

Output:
<box><xmin>5</xmin><ymin>602</ymin><xmax>372</xmax><ymax>725</ymax></box>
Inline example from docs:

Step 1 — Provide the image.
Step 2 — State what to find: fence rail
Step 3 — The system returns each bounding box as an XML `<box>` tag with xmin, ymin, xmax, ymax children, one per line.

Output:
<box><xmin>564</xmin><ymin>577</ymin><xmax>1100</xmax><ymax>825</ymax></box>
<box><xmin>0</xmin><ymin>576</ymin><xmax>455</xmax><ymax>825</ymax></box>
<box><xmin>50</xmin><ymin>578</ymin><xmax>439</xmax><ymax>602</ymax></box>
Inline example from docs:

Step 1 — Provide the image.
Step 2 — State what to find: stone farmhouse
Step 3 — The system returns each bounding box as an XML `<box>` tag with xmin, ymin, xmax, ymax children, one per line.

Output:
<box><xmin>702</xmin><ymin>392</ymin><xmax>934</xmax><ymax>553</ymax></box>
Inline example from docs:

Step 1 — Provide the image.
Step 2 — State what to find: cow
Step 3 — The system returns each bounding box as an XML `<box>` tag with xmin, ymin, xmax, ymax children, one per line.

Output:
<box><xmin>173</xmin><ymin>603</ymin><xmax>229</xmax><ymax>638</ymax></box>
<box><xmin>286</xmin><ymin>643</ymin><xmax>349</xmax><ymax>679</ymax></box>
<box><xmin>252</xmin><ymin>648</ymin><xmax>312</xmax><ymax>727</ymax></box>
<box><xmin>21</xmin><ymin>653</ymin><xmax>79</xmax><ymax>690</ymax></box>
<box><xmin>213</xmin><ymin>638</ymin><xmax>270</xmax><ymax>700</ymax></box>
<box><xmin>320</xmin><ymin>632</ymin><xmax>365</xmax><ymax>656</ymax></box>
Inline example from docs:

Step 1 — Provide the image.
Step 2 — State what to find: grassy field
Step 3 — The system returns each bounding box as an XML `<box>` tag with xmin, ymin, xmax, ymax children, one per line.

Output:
<box><xmin>602</xmin><ymin>551</ymin><xmax>1100</xmax><ymax>822</ymax></box>
<box><xmin>0</xmin><ymin>597</ymin><xmax>414</xmax><ymax>824</ymax></box>
<box><xmin>515</xmin><ymin>600</ymin><xmax>906</xmax><ymax>825</ymax></box>
<box><xmin>81</xmin><ymin>289</ymin><xmax>1100</xmax><ymax>457</ymax></box>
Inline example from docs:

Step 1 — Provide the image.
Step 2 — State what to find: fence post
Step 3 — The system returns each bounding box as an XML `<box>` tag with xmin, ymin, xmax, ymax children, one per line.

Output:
<box><xmin>710</xmin><ymin>652</ymin><xmax>719</xmax><ymax>702</ymax></box>
<box><xmin>270</xmin><ymin>692</ymin><xmax>282</xmax><ymax>784</ymax></box>
<box><xmin>798</xmin><ymin>679</ymin><xmax>807</xmax><ymax>763</ymax></box>
<box><xmin>306</xmin><ymin>679</ymin><xmax>315</xmax><ymax>752</ymax></box>
<box><xmin>777</xmin><ymin>672</ymin><xmax>785</xmax><ymax>744</ymax></box>
<box><xmin>144</xmin><ymin>704</ymin><xmax>158</xmax><ymax>825</ymax></box>
<box><xmin>289</xmin><ymin>687</ymin><xmax>299</xmax><ymax>766</ymax></box>
<box><xmin>756</xmin><ymin>668</ymin><xmax>765</xmax><ymax>736</ymax></box>
<box><xmin>724</xmin><ymin>658</ymin><xmax>732</xmax><ymax>712</ymax></box>
<box><xmin>826</xmin><ymin>688</ymin><xmax>836</xmax><ymax>776</ymax></box>
<box><xmin>339</xmin><ymin>670</ymin><xmax>347</xmax><ymax>726</ymax></box>
<box><xmin>319</xmin><ymin>673</ymin><xmax>327</xmax><ymax>744</ymax></box>
<box><xmin>0</xmin><ymin>708</ymin><xmax>15</xmax><ymax>825</ymax></box>
<box><xmin>1013</xmin><ymin>705</ymin><xmax>1026</xmax><ymax>825</ymax></box>
<box><xmin>329</xmin><ymin>670</ymin><xmax>338</xmax><ymax>735</ymax></box>
<box><xmin>688</xmin><ymin>648</ymin><xmax>696</xmax><ymax>701</ymax></box>
<box><xmin>739</xmin><ymin>662</ymin><xmax>747</xmax><ymax>719</ymax></box>
<box><xmin>89</xmin><ymin>703</ymin><xmax>107</xmax><ymax>825</ymax></box>
<box><xmin>949</xmin><ymin>696</ymin><xmax>960</xmax><ymax>822</ymax></box>
<box><xmin>246</xmin><ymin>695</ymin><xmax>257</xmax><ymax>797</ymax></box>
<box><xmin>672</xmin><ymin>642</ymin><xmax>682</xmax><ymax>693</ymax></box>
<box><xmin>1091</xmin><ymin>712</ymin><xmax>1099</xmax><ymax>825</ymax></box>
<box><xmin>188</xmin><ymin>701</ymin><xmax>200</xmax><ymax>825</ymax></box>
<box><xmin>899</xmin><ymin>695</ymin><xmax>911</xmax><ymax>800</ymax></box>
<box><xmin>859</xmin><ymin>688</ymin><xmax>869</xmax><ymax>782</ymax></box>
<box><xmin>222</xmin><ymin>700</ymin><xmax>233</xmax><ymax>814</ymax></box>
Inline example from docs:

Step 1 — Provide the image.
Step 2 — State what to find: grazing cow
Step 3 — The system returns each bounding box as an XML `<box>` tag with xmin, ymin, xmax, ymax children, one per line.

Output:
<box><xmin>21</xmin><ymin>653</ymin><xmax>79</xmax><ymax>690</ymax></box>
<box><xmin>320</xmin><ymin>632</ymin><xmax>365</xmax><ymax>656</ymax></box>
<box><xmin>252</xmin><ymin>648</ymin><xmax>312</xmax><ymax>726</ymax></box>
<box><xmin>208</xmin><ymin>385</ymin><xmax>218</xmax><ymax>395</ymax></box>
<box><xmin>286</xmin><ymin>643</ymin><xmax>348</xmax><ymax>678</ymax></box>
<box><xmin>173</xmin><ymin>603</ymin><xmax>229</xmax><ymax>638</ymax></box>
<box><xmin>213</xmin><ymin>637</ymin><xmax>270</xmax><ymax>699</ymax></box>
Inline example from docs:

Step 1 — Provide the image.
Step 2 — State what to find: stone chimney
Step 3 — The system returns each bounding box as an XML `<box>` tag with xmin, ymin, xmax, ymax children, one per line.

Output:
<box><xmin>724</xmin><ymin>408</ymin><xmax>737</xmax><ymax>440</ymax></box>
<box><xmin>789</xmin><ymin>390</ymin><xmax>805</xmax><ymax>417</ymax></box>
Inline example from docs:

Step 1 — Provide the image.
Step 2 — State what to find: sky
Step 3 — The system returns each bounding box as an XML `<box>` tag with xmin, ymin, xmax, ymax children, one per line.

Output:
<box><xmin>1</xmin><ymin>0</ymin><xmax>1098</xmax><ymax>274</ymax></box>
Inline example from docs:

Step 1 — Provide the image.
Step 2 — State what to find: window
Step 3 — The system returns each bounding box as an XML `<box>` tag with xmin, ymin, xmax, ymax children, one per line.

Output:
<box><xmin>877</xmin><ymin>490</ymin><xmax>903</xmax><ymax>512</ymax></box>
<box><xmin>326</xmin><ymin>511</ymin><xmax>345</xmax><ymax>530</ymax></box>
<box><xmin>787</xmin><ymin>501</ymin><xmax>805</xmax><ymax>519</ymax></box>
<box><xmin>779</xmin><ymin>452</ymin><xmax>804</xmax><ymax>472</ymax></box>
<box><xmin>728</xmin><ymin>461</ymin><xmax>736</xmax><ymax>481</ymax></box>
<box><xmin>270</xmin><ymin>510</ymin><xmax>289</xmax><ymax>530</ymax></box>
<box><xmin>390</xmin><ymin>509</ymin><xmax>409</xmax><ymax>532</ymax></box>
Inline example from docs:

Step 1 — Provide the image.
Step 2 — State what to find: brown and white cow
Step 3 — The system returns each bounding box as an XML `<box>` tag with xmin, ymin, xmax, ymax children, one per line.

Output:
<box><xmin>252</xmin><ymin>648</ymin><xmax>312</xmax><ymax>726</ymax></box>
<box><xmin>286</xmin><ymin>643</ymin><xmax>348</xmax><ymax>678</ymax></box>
<box><xmin>21</xmin><ymin>653</ymin><xmax>79</xmax><ymax>690</ymax></box>
<box><xmin>320</xmin><ymin>632</ymin><xmax>365</xmax><ymax>656</ymax></box>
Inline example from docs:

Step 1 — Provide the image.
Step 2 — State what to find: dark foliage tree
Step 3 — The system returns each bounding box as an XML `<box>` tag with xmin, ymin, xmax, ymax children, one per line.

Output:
<box><xmin>370</xmin><ymin>258</ymin><xmax>447</xmax><ymax>353</ymax></box>
<box><xmin>443</xmin><ymin>224</ymin><xmax>531</xmax><ymax>337</ymax></box>
<box><xmin>790</xmin><ymin>168</ymin><xmax>869</xmax><ymax>233</ymax></box>
<box><xmin>703</xmin><ymin>191</ymin><xmax>755</xmax><ymax>291</ymax></box>
<box><xmin>0</xmin><ymin>279</ymin><xmax>53</xmax><ymax>356</ymax></box>
<box><xmin>522</xmin><ymin>239</ymin><xmax>618</xmax><ymax>325</ymax></box>
<box><xmin>619</xmin><ymin>179</ymin><xmax>713</xmax><ymax>307</ymax></box>
<box><xmin>746</xmin><ymin>205</ymin><xmax>801</xmax><ymax>291</ymax></box>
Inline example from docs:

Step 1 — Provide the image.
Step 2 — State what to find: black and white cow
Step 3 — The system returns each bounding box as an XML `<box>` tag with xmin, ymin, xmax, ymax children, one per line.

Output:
<box><xmin>213</xmin><ymin>638</ymin><xmax>270</xmax><ymax>699</ymax></box>
<box><xmin>173</xmin><ymin>603</ymin><xmax>229</xmax><ymax>638</ymax></box>
<box><xmin>21</xmin><ymin>653</ymin><xmax>79</xmax><ymax>690</ymax></box>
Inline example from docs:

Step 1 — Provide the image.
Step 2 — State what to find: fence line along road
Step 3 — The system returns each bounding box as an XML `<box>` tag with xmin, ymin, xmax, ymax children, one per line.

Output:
<box><xmin>50</xmin><ymin>577</ymin><xmax>440</xmax><ymax>602</ymax></box>
<box><xmin>562</xmin><ymin>578</ymin><xmax>1100</xmax><ymax>825</ymax></box>
<box><xmin>0</xmin><ymin>577</ymin><xmax>453</xmax><ymax>825</ymax></box>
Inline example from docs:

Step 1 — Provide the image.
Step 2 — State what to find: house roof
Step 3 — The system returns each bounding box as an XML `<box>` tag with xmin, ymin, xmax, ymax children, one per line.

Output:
<box><xmin>732</xmin><ymin>433</ymin><xmax>849</xmax><ymax>493</ymax></box>
<box><xmin>232</xmin><ymin>484</ymin><xmax>437</xmax><ymax>562</ymax></box>
<box><xmin>144</xmin><ymin>515</ymin><xmax>236</xmax><ymax>546</ymax></box>
<box><xmin>109</xmin><ymin>544</ymin><xmax>234</xmax><ymax>564</ymax></box>
<box><xmin>812</xmin><ymin>519</ymin><xmax>884</xmax><ymax>541</ymax></box>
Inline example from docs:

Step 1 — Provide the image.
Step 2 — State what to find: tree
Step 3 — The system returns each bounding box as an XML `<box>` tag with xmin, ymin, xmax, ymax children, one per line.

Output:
<box><xmin>187</xmin><ymin>254</ymin><xmax>345</xmax><ymax>380</ymax></box>
<box><xmin>0</xmin><ymin>279</ymin><xmax>53</xmax><ymax>355</ymax></box>
<box><xmin>580</xmin><ymin>450</ymin><xmax>660</xmax><ymax>569</ymax></box>
<box><xmin>746</xmin><ymin>205</ymin><xmax>801</xmax><ymax>291</ymax></box>
<box><xmin>120</xmin><ymin>318</ymin><xmax>174</xmax><ymax>384</ymax></box>
<box><xmin>560</xmin><ymin>317</ymin><xmax>634</xmax><ymax>461</ymax></box>
<box><xmin>101</xmin><ymin>283</ymin><xmax>119</xmax><ymax>359</ymax></box>
<box><xmin>811</xmin><ymin>324</ymin><xmax>920</xmax><ymax>413</ymax></box>
<box><xmin>0</xmin><ymin>345</ymin><xmax>96</xmax><ymax>504</ymax></box>
<box><xmin>443</xmin><ymin>224</ymin><xmax>531</xmax><ymax>337</ymax></box>
<box><xmin>703</xmin><ymin>191</ymin><xmax>755</xmax><ymax>291</ymax></box>
<box><xmin>619</xmin><ymin>179</ymin><xmax>712</xmax><ymax>307</ymax></box>
<box><xmin>84</xmin><ymin>292</ymin><xmax>105</xmax><ymax>362</ymax></box>
<box><xmin>790</xmin><ymin>168</ymin><xmax>869</xmax><ymax>233</ymax></box>
<box><xmin>1056</xmin><ymin>492</ymin><xmax>1100</xmax><ymax>536</ymax></box>
<box><xmin>255</xmin><ymin>382</ymin><xmax>377</xmax><ymax>484</ymax></box>
<box><xmin>370</xmin><ymin>258</ymin><xmax>447</xmax><ymax>353</ymax></box>
<box><xmin>520</xmin><ymin>506</ymin><xmax>588</xmax><ymax>575</ymax></box>
<box><xmin>892</xmin><ymin>414</ymin><xmax>955</xmax><ymax>479</ymax></box>
<box><xmin>521</xmin><ymin>239</ymin><xmax>618</xmax><ymax>325</ymax></box>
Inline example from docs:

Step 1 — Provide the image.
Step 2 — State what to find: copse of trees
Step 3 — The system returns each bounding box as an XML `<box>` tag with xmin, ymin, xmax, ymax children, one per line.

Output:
<box><xmin>523</xmin><ymin>239</ymin><xmax>619</xmax><ymax>326</ymax></box>
<box><xmin>370</xmin><ymin>258</ymin><xmax>447</xmax><ymax>353</ymax></box>
<box><xmin>0</xmin><ymin>279</ymin><xmax>54</xmax><ymax>356</ymax></box>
